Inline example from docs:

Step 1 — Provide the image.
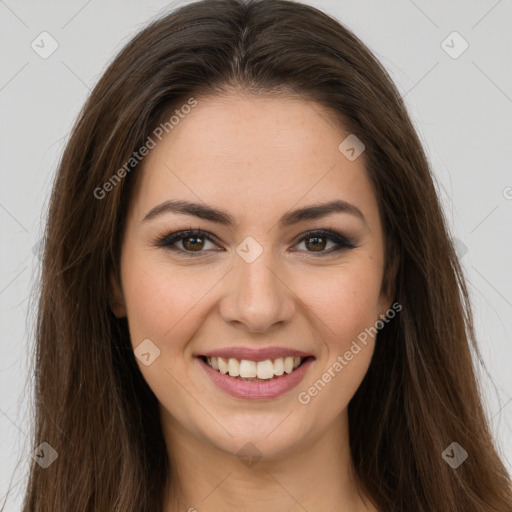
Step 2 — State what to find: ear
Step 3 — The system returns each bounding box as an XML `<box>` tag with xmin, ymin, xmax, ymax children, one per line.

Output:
<box><xmin>378</xmin><ymin>250</ymin><xmax>400</xmax><ymax>316</ymax></box>
<box><xmin>109</xmin><ymin>271</ymin><xmax>127</xmax><ymax>318</ymax></box>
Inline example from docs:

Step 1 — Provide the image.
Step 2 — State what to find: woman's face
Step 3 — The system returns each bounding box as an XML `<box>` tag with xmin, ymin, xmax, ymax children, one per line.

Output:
<box><xmin>113</xmin><ymin>91</ymin><xmax>394</xmax><ymax>459</ymax></box>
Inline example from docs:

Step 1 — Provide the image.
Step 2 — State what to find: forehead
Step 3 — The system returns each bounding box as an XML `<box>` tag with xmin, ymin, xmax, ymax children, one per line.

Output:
<box><xmin>130</xmin><ymin>92</ymin><xmax>379</xmax><ymax>230</ymax></box>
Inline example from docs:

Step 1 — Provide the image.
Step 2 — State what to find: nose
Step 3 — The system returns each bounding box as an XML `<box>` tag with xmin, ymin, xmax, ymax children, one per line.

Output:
<box><xmin>219</xmin><ymin>249</ymin><xmax>296</xmax><ymax>334</ymax></box>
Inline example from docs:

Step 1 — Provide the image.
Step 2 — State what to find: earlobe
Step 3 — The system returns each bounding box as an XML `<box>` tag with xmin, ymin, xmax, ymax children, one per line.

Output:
<box><xmin>109</xmin><ymin>272</ymin><xmax>127</xmax><ymax>318</ymax></box>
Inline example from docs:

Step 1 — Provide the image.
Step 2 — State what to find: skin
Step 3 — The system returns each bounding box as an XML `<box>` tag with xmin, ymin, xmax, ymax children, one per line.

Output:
<box><xmin>112</xmin><ymin>90</ymin><xmax>395</xmax><ymax>512</ymax></box>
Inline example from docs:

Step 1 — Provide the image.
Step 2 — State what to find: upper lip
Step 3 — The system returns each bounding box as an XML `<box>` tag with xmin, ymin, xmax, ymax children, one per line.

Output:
<box><xmin>198</xmin><ymin>346</ymin><xmax>314</xmax><ymax>362</ymax></box>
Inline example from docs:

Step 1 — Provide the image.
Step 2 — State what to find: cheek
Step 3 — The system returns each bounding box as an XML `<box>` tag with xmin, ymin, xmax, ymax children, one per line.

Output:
<box><xmin>119</xmin><ymin>256</ymin><xmax>212</xmax><ymax>415</ymax></box>
<box><xmin>292</xmin><ymin>260</ymin><xmax>382</xmax><ymax>407</ymax></box>
<box><xmin>296</xmin><ymin>260</ymin><xmax>383</xmax><ymax>346</ymax></box>
<box><xmin>122</xmin><ymin>248</ymin><xmax>383</xmax><ymax>354</ymax></box>
<box><xmin>120</xmin><ymin>255</ymin><xmax>202</xmax><ymax>351</ymax></box>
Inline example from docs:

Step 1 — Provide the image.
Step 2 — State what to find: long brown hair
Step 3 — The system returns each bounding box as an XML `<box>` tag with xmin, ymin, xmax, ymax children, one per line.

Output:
<box><xmin>8</xmin><ymin>0</ymin><xmax>511</xmax><ymax>510</ymax></box>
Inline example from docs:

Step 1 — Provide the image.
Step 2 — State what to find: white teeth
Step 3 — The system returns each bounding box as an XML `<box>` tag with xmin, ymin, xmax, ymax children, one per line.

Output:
<box><xmin>274</xmin><ymin>357</ymin><xmax>284</xmax><ymax>376</ymax></box>
<box><xmin>227</xmin><ymin>358</ymin><xmax>240</xmax><ymax>377</ymax></box>
<box><xmin>218</xmin><ymin>357</ymin><xmax>228</xmax><ymax>375</ymax></box>
<box><xmin>283</xmin><ymin>356</ymin><xmax>294</xmax><ymax>374</ymax></box>
<box><xmin>256</xmin><ymin>360</ymin><xmax>274</xmax><ymax>379</ymax></box>
<box><xmin>204</xmin><ymin>355</ymin><xmax>306</xmax><ymax>379</ymax></box>
<box><xmin>239</xmin><ymin>359</ymin><xmax>257</xmax><ymax>378</ymax></box>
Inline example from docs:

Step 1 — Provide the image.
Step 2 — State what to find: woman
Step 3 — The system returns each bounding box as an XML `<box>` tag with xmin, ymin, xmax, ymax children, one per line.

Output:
<box><xmin>16</xmin><ymin>0</ymin><xmax>512</xmax><ymax>510</ymax></box>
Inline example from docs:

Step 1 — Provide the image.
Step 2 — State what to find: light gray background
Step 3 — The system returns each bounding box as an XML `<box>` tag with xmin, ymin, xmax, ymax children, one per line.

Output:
<box><xmin>1</xmin><ymin>0</ymin><xmax>511</xmax><ymax>509</ymax></box>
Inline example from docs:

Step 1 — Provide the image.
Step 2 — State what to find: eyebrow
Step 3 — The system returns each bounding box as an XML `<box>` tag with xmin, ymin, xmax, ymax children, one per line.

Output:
<box><xmin>142</xmin><ymin>199</ymin><xmax>367</xmax><ymax>229</ymax></box>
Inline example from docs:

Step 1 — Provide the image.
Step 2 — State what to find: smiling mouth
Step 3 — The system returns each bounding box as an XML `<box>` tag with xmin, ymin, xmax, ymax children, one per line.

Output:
<box><xmin>199</xmin><ymin>355</ymin><xmax>311</xmax><ymax>381</ymax></box>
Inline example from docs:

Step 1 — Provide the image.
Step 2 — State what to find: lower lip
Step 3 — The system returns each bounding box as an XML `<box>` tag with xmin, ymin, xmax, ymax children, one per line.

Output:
<box><xmin>198</xmin><ymin>357</ymin><xmax>314</xmax><ymax>400</ymax></box>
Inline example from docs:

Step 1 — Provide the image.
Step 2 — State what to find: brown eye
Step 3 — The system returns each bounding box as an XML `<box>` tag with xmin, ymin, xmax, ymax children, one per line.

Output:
<box><xmin>294</xmin><ymin>229</ymin><xmax>356</xmax><ymax>255</ymax></box>
<box><xmin>182</xmin><ymin>235</ymin><xmax>206</xmax><ymax>251</ymax></box>
<box><xmin>157</xmin><ymin>229</ymin><xmax>355</xmax><ymax>258</ymax></box>
<box><xmin>304</xmin><ymin>235</ymin><xmax>327</xmax><ymax>252</ymax></box>
<box><xmin>156</xmin><ymin>229</ymin><xmax>219</xmax><ymax>256</ymax></box>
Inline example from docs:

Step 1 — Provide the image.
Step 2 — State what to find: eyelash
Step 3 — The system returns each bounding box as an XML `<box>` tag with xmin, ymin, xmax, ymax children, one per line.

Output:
<box><xmin>154</xmin><ymin>228</ymin><xmax>357</xmax><ymax>257</ymax></box>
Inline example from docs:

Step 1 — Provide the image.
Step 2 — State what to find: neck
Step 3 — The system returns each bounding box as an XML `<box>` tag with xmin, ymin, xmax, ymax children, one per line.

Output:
<box><xmin>161</xmin><ymin>408</ymin><xmax>376</xmax><ymax>512</ymax></box>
